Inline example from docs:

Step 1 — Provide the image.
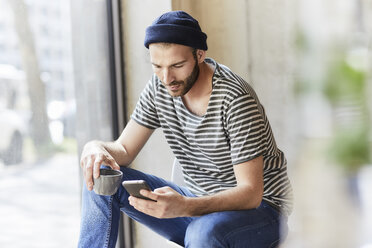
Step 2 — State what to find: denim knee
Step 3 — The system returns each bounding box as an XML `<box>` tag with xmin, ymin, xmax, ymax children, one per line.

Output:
<box><xmin>184</xmin><ymin>215</ymin><xmax>226</xmax><ymax>248</ymax></box>
<box><xmin>184</xmin><ymin>206</ymin><xmax>284</xmax><ymax>248</ymax></box>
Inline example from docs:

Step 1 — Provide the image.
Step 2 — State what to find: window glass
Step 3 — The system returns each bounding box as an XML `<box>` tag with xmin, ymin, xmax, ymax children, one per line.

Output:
<box><xmin>0</xmin><ymin>0</ymin><xmax>79</xmax><ymax>246</ymax></box>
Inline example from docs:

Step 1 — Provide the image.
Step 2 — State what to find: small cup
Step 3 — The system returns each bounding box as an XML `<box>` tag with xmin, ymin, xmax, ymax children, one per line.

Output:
<box><xmin>93</xmin><ymin>168</ymin><xmax>123</xmax><ymax>195</ymax></box>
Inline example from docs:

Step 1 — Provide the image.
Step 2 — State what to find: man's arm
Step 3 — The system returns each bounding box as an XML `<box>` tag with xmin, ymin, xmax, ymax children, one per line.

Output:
<box><xmin>185</xmin><ymin>155</ymin><xmax>264</xmax><ymax>215</ymax></box>
<box><xmin>80</xmin><ymin>119</ymin><xmax>154</xmax><ymax>191</ymax></box>
<box><xmin>129</xmin><ymin>156</ymin><xmax>264</xmax><ymax>218</ymax></box>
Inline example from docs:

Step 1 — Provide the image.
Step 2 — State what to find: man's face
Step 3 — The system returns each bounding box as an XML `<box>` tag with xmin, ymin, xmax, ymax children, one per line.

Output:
<box><xmin>149</xmin><ymin>43</ymin><xmax>199</xmax><ymax>97</ymax></box>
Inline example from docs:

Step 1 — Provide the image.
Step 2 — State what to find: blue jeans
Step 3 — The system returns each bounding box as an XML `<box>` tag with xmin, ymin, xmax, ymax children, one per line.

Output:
<box><xmin>78</xmin><ymin>167</ymin><xmax>288</xmax><ymax>248</ymax></box>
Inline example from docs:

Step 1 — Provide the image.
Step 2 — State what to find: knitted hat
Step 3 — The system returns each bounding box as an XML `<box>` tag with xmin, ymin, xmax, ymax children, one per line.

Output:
<box><xmin>144</xmin><ymin>11</ymin><xmax>208</xmax><ymax>50</ymax></box>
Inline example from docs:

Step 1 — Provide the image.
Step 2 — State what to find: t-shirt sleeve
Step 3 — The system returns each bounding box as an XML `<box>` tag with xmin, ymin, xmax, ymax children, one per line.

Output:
<box><xmin>226</xmin><ymin>94</ymin><xmax>267</xmax><ymax>165</ymax></box>
<box><xmin>131</xmin><ymin>79</ymin><xmax>161</xmax><ymax>129</ymax></box>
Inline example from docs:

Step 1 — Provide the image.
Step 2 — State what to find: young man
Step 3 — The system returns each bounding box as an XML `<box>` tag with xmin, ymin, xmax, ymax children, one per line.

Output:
<box><xmin>78</xmin><ymin>11</ymin><xmax>293</xmax><ymax>248</ymax></box>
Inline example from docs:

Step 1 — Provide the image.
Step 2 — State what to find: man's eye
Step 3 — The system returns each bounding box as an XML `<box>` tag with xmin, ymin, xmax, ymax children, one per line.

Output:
<box><xmin>173</xmin><ymin>64</ymin><xmax>183</xmax><ymax>68</ymax></box>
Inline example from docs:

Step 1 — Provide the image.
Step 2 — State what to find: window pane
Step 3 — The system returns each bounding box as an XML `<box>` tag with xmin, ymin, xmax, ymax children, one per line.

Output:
<box><xmin>0</xmin><ymin>0</ymin><xmax>79</xmax><ymax>246</ymax></box>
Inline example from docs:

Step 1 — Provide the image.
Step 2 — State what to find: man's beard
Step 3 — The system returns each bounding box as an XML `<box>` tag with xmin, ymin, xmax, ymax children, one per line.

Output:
<box><xmin>166</xmin><ymin>61</ymin><xmax>199</xmax><ymax>97</ymax></box>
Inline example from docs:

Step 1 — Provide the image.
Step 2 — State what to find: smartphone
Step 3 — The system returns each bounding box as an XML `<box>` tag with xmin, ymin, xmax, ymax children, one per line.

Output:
<box><xmin>122</xmin><ymin>180</ymin><xmax>156</xmax><ymax>202</ymax></box>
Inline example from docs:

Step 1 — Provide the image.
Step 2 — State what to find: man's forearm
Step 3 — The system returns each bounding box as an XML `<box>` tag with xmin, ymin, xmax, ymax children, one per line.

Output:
<box><xmin>184</xmin><ymin>184</ymin><xmax>263</xmax><ymax>217</ymax></box>
<box><xmin>179</xmin><ymin>157</ymin><xmax>264</xmax><ymax>217</ymax></box>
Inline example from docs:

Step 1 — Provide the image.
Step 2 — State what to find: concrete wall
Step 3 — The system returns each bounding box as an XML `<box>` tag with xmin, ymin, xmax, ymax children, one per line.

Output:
<box><xmin>121</xmin><ymin>0</ymin><xmax>174</xmax><ymax>178</ymax></box>
<box><xmin>245</xmin><ymin>0</ymin><xmax>298</xmax><ymax>164</ymax></box>
<box><xmin>121</xmin><ymin>1</ymin><xmax>174</xmax><ymax>247</ymax></box>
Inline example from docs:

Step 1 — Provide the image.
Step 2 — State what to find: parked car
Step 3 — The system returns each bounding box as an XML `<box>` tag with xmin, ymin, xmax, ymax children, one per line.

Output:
<box><xmin>0</xmin><ymin>108</ymin><xmax>25</xmax><ymax>165</ymax></box>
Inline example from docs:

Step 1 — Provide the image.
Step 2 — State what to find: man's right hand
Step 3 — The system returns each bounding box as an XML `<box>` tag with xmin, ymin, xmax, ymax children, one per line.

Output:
<box><xmin>80</xmin><ymin>140</ymin><xmax>121</xmax><ymax>191</ymax></box>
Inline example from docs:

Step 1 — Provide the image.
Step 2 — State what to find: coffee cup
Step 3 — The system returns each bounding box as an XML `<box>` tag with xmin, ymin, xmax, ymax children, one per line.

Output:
<box><xmin>93</xmin><ymin>168</ymin><xmax>123</xmax><ymax>195</ymax></box>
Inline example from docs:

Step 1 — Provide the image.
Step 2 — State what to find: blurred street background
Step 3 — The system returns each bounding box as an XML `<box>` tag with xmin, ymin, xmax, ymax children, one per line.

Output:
<box><xmin>0</xmin><ymin>154</ymin><xmax>80</xmax><ymax>248</ymax></box>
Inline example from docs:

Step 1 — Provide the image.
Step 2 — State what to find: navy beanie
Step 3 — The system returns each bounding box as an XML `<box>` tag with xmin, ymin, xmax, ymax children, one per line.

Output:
<box><xmin>144</xmin><ymin>11</ymin><xmax>208</xmax><ymax>50</ymax></box>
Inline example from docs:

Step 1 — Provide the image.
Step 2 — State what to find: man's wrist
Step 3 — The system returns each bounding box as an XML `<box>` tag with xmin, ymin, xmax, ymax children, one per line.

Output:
<box><xmin>182</xmin><ymin>196</ymin><xmax>195</xmax><ymax>217</ymax></box>
<box><xmin>182</xmin><ymin>195</ymin><xmax>214</xmax><ymax>217</ymax></box>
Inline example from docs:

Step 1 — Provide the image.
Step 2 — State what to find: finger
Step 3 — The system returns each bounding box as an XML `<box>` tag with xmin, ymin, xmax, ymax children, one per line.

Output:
<box><xmin>104</xmin><ymin>156</ymin><xmax>120</xmax><ymax>170</ymax></box>
<box><xmin>80</xmin><ymin>157</ymin><xmax>85</xmax><ymax>168</ymax></box>
<box><xmin>81</xmin><ymin>157</ymin><xmax>89</xmax><ymax>182</ymax></box>
<box><xmin>112</xmin><ymin>161</ymin><xmax>120</xmax><ymax>170</ymax></box>
<box><xmin>80</xmin><ymin>157</ymin><xmax>87</xmax><ymax>178</ymax></box>
<box><xmin>93</xmin><ymin>155</ymin><xmax>104</xmax><ymax>179</ymax></box>
<box><xmin>85</xmin><ymin>157</ymin><xmax>95</xmax><ymax>190</ymax></box>
<box><xmin>129</xmin><ymin>196</ymin><xmax>157</xmax><ymax>213</ymax></box>
<box><xmin>140</xmin><ymin>189</ymin><xmax>159</xmax><ymax>201</ymax></box>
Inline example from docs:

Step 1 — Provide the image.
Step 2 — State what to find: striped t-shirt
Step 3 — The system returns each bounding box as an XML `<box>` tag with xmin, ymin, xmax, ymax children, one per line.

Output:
<box><xmin>131</xmin><ymin>58</ymin><xmax>293</xmax><ymax>216</ymax></box>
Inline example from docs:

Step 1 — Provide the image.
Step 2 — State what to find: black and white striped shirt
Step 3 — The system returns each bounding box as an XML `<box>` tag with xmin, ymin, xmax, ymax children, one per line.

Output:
<box><xmin>131</xmin><ymin>58</ymin><xmax>293</xmax><ymax>216</ymax></box>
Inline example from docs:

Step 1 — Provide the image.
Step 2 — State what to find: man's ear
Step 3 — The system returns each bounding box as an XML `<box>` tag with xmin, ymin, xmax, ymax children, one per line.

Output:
<box><xmin>197</xmin><ymin>49</ymin><xmax>206</xmax><ymax>63</ymax></box>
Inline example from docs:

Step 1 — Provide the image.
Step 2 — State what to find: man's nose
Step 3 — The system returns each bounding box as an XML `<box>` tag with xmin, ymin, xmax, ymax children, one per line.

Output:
<box><xmin>162</xmin><ymin>69</ymin><xmax>174</xmax><ymax>85</ymax></box>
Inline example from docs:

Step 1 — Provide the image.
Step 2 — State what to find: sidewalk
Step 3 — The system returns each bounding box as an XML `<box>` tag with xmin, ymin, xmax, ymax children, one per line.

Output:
<box><xmin>0</xmin><ymin>153</ymin><xmax>81</xmax><ymax>248</ymax></box>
